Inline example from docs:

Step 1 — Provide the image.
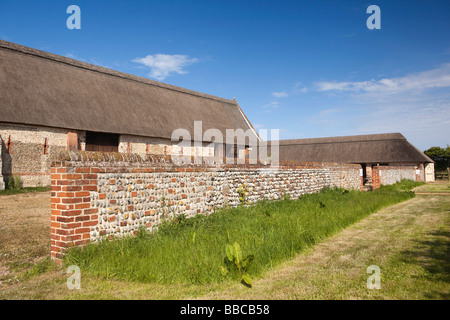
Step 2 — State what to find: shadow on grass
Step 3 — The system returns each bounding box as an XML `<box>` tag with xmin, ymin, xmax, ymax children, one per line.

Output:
<box><xmin>399</xmin><ymin>229</ymin><xmax>450</xmax><ymax>299</ymax></box>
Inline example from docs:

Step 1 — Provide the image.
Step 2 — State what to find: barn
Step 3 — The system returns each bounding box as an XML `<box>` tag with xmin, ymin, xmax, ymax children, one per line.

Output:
<box><xmin>0</xmin><ymin>40</ymin><xmax>259</xmax><ymax>188</ymax></box>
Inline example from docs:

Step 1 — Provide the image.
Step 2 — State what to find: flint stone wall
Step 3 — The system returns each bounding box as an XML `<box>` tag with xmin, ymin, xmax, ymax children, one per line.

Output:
<box><xmin>379</xmin><ymin>166</ymin><xmax>416</xmax><ymax>185</ymax></box>
<box><xmin>50</xmin><ymin>151</ymin><xmax>362</xmax><ymax>262</ymax></box>
<box><xmin>372</xmin><ymin>164</ymin><xmax>423</xmax><ymax>189</ymax></box>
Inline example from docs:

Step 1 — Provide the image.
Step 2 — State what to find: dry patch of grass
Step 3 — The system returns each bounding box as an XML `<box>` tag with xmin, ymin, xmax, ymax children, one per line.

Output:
<box><xmin>0</xmin><ymin>192</ymin><xmax>52</xmax><ymax>281</ymax></box>
<box><xmin>0</xmin><ymin>191</ymin><xmax>69</xmax><ymax>299</ymax></box>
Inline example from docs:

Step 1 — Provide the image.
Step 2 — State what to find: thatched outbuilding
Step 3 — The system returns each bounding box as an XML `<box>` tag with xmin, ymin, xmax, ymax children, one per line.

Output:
<box><xmin>271</xmin><ymin>133</ymin><xmax>435</xmax><ymax>185</ymax></box>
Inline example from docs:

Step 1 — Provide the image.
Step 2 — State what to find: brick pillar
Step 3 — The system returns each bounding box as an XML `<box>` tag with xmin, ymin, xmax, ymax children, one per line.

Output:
<box><xmin>372</xmin><ymin>166</ymin><xmax>381</xmax><ymax>190</ymax></box>
<box><xmin>50</xmin><ymin>164</ymin><xmax>99</xmax><ymax>263</ymax></box>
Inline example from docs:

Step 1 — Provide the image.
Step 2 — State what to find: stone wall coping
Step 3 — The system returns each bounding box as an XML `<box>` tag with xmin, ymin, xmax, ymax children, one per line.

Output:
<box><xmin>53</xmin><ymin>150</ymin><xmax>361</xmax><ymax>170</ymax></box>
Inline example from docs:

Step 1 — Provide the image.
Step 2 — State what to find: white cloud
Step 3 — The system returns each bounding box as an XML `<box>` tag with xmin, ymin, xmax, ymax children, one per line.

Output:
<box><xmin>65</xmin><ymin>53</ymin><xmax>111</xmax><ymax>69</ymax></box>
<box><xmin>271</xmin><ymin>83</ymin><xmax>308</xmax><ymax>98</ymax></box>
<box><xmin>132</xmin><ymin>54</ymin><xmax>198</xmax><ymax>80</ymax></box>
<box><xmin>262</xmin><ymin>101</ymin><xmax>280</xmax><ymax>110</ymax></box>
<box><xmin>298</xmin><ymin>87</ymin><xmax>308</xmax><ymax>93</ymax></box>
<box><xmin>319</xmin><ymin>108</ymin><xmax>341</xmax><ymax>116</ymax></box>
<box><xmin>309</xmin><ymin>64</ymin><xmax>450</xmax><ymax>150</ymax></box>
<box><xmin>65</xmin><ymin>53</ymin><xmax>86</xmax><ymax>62</ymax></box>
<box><xmin>271</xmin><ymin>91</ymin><xmax>288</xmax><ymax>98</ymax></box>
<box><xmin>292</xmin><ymin>82</ymin><xmax>308</xmax><ymax>94</ymax></box>
<box><xmin>314</xmin><ymin>63</ymin><xmax>450</xmax><ymax>95</ymax></box>
<box><xmin>353</xmin><ymin>99</ymin><xmax>450</xmax><ymax>150</ymax></box>
<box><xmin>252</xmin><ymin>123</ymin><xmax>267</xmax><ymax>129</ymax></box>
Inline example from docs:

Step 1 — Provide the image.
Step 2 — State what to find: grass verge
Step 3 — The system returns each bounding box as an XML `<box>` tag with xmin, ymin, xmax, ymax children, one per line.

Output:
<box><xmin>64</xmin><ymin>180</ymin><xmax>422</xmax><ymax>286</ymax></box>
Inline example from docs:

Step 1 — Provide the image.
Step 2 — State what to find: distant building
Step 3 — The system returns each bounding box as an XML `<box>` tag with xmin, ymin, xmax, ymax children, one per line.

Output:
<box><xmin>272</xmin><ymin>133</ymin><xmax>435</xmax><ymax>188</ymax></box>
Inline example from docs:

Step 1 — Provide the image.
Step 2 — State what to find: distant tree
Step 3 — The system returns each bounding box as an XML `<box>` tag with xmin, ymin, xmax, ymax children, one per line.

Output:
<box><xmin>424</xmin><ymin>146</ymin><xmax>450</xmax><ymax>172</ymax></box>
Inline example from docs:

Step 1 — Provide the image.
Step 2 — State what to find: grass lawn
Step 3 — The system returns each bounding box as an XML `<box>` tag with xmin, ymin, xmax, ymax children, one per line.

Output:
<box><xmin>412</xmin><ymin>180</ymin><xmax>450</xmax><ymax>193</ymax></box>
<box><xmin>0</xmin><ymin>180</ymin><xmax>448</xmax><ymax>300</ymax></box>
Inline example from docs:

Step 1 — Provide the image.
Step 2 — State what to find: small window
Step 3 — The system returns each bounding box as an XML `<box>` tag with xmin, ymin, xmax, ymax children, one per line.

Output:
<box><xmin>85</xmin><ymin>131</ymin><xmax>119</xmax><ymax>152</ymax></box>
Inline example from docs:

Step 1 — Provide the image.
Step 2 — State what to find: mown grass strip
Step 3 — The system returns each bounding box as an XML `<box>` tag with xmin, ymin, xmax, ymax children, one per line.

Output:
<box><xmin>64</xmin><ymin>180</ymin><xmax>424</xmax><ymax>285</ymax></box>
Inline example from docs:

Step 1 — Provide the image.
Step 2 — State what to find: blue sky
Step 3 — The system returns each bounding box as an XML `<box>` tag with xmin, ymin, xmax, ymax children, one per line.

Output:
<box><xmin>1</xmin><ymin>0</ymin><xmax>449</xmax><ymax>150</ymax></box>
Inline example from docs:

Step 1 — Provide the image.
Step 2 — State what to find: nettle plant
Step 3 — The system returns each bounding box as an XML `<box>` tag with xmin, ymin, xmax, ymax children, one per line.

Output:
<box><xmin>220</xmin><ymin>241</ymin><xmax>254</xmax><ymax>287</ymax></box>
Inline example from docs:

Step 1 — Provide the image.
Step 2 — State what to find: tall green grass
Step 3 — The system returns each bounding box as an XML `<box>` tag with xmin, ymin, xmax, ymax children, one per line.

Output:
<box><xmin>64</xmin><ymin>180</ymin><xmax>422</xmax><ymax>284</ymax></box>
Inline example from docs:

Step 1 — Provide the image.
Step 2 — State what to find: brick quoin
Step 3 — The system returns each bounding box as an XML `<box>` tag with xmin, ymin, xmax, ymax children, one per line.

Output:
<box><xmin>50</xmin><ymin>162</ymin><xmax>98</xmax><ymax>264</ymax></box>
<box><xmin>372</xmin><ymin>166</ymin><xmax>381</xmax><ymax>190</ymax></box>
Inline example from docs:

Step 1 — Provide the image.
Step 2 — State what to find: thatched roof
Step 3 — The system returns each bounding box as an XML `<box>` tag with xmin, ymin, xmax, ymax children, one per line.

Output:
<box><xmin>271</xmin><ymin>133</ymin><xmax>433</xmax><ymax>164</ymax></box>
<box><xmin>0</xmin><ymin>40</ymin><xmax>258</xmax><ymax>143</ymax></box>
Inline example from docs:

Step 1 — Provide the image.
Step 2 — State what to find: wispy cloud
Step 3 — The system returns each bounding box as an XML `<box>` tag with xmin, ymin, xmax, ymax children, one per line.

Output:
<box><xmin>65</xmin><ymin>53</ymin><xmax>112</xmax><ymax>69</ymax></box>
<box><xmin>271</xmin><ymin>91</ymin><xmax>288</xmax><ymax>98</ymax></box>
<box><xmin>65</xmin><ymin>53</ymin><xmax>86</xmax><ymax>62</ymax></box>
<box><xmin>293</xmin><ymin>82</ymin><xmax>308</xmax><ymax>94</ymax></box>
<box><xmin>314</xmin><ymin>63</ymin><xmax>450</xmax><ymax>95</ymax></box>
<box><xmin>353</xmin><ymin>99</ymin><xmax>450</xmax><ymax>149</ymax></box>
<box><xmin>319</xmin><ymin>108</ymin><xmax>341</xmax><ymax>116</ymax></box>
<box><xmin>309</xmin><ymin>63</ymin><xmax>450</xmax><ymax>149</ymax></box>
<box><xmin>132</xmin><ymin>54</ymin><xmax>198</xmax><ymax>80</ymax></box>
<box><xmin>262</xmin><ymin>101</ymin><xmax>280</xmax><ymax>112</ymax></box>
<box><xmin>271</xmin><ymin>83</ymin><xmax>307</xmax><ymax>99</ymax></box>
<box><xmin>252</xmin><ymin>123</ymin><xmax>267</xmax><ymax>129</ymax></box>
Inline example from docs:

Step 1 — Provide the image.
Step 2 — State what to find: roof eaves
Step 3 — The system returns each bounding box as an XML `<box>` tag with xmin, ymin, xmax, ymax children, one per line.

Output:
<box><xmin>233</xmin><ymin>98</ymin><xmax>261</xmax><ymax>142</ymax></box>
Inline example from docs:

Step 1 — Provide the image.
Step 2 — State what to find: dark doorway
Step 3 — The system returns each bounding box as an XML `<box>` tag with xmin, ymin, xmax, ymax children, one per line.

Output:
<box><xmin>85</xmin><ymin>131</ymin><xmax>119</xmax><ymax>152</ymax></box>
<box><xmin>225</xmin><ymin>144</ymin><xmax>239</xmax><ymax>160</ymax></box>
<box><xmin>361</xmin><ymin>164</ymin><xmax>367</xmax><ymax>180</ymax></box>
